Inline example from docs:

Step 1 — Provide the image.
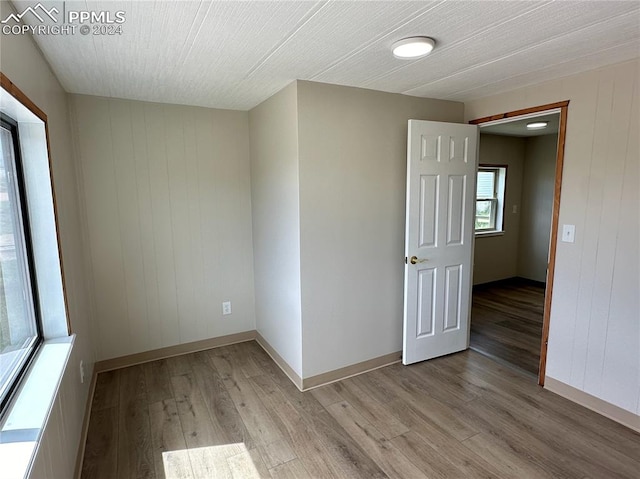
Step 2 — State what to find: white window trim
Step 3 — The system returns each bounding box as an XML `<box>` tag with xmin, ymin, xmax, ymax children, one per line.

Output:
<box><xmin>0</xmin><ymin>83</ymin><xmax>71</xmax><ymax>479</ymax></box>
<box><xmin>0</xmin><ymin>337</ymin><xmax>74</xmax><ymax>479</ymax></box>
<box><xmin>475</xmin><ymin>165</ymin><xmax>507</xmax><ymax>235</ymax></box>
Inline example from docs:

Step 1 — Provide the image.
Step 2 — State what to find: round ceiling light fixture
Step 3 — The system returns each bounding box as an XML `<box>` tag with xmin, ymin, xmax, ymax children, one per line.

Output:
<box><xmin>392</xmin><ymin>37</ymin><xmax>436</xmax><ymax>59</ymax></box>
<box><xmin>527</xmin><ymin>121</ymin><xmax>549</xmax><ymax>130</ymax></box>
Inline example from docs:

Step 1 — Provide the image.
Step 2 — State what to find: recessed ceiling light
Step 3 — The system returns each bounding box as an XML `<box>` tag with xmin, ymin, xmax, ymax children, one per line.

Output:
<box><xmin>392</xmin><ymin>37</ymin><xmax>435</xmax><ymax>59</ymax></box>
<box><xmin>527</xmin><ymin>121</ymin><xmax>549</xmax><ymax>130</ymax></box>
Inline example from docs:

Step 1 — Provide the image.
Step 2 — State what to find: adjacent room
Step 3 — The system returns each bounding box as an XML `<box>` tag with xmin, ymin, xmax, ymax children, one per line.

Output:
<box><xmin>0</xmin><ymin>1</ymin><xmax>638</xmax><ymax>478</ymax></box>
<box><xmin>471</xmin><ymin>113</ymin><xmax>560</xmax><ymax>377</ymax></box>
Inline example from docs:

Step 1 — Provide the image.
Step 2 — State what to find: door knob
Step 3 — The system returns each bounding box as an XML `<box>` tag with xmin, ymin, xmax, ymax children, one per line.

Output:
<box><xmin>410</xmin><ymin>256</ymin><xmax>428</xmax><ymax>264</ymax></box>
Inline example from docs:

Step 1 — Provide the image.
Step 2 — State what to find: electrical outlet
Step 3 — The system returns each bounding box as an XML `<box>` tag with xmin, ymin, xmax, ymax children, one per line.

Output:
<box><xmin>222</xmin><ymin>301</ymin><xmax>232</xmax><ymax>316</ymax></box>
<box><xmin>80</xmin><ymin>360</ymin><xmax>85</xmax><ymax>384</ymax></box>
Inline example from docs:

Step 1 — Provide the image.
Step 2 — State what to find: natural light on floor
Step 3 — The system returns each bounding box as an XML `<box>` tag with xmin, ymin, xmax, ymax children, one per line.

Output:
<box><xmin>162</xmin><ymin>443</ymin><xmax>261</xmax><ymax>478</ymax></box>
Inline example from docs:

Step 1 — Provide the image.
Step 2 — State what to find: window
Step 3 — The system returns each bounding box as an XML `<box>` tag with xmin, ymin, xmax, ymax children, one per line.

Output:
<box><xmin>0</xmin><ymin>78</ymin><xmax>71</xmax><ymax>478</ymax></box>
<box><xmin>475</xmin><ymin>166</ymin><xmax>506</xmax><ymax>234</ymax></box>
<box><xmin>0</xmin><ymin>114</ymin><xmax>42</xmax><ymax>414</ymax></box>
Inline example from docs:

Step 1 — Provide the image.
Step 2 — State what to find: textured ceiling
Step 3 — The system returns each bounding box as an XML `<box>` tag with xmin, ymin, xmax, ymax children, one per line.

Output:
<box><xmin>7</xmin><ymin>0</ymin><xmax>640</xmax><ymax>110</ymax></box>
<box><xmin>481</xmin><ymin>113</ymin><xmax>560</xmax><ymax>137</ymax></box>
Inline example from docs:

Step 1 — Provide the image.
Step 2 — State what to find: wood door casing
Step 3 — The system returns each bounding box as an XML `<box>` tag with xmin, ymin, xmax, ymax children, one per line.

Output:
<box><xmin>470</xmin><ymin>101</ymin><xmax>570</xmax><ymax>386</ymax></box>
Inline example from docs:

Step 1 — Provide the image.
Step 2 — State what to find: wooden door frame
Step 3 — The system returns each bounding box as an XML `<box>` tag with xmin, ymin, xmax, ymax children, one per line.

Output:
<box><xmin>470</xmin><ymin>100</ymin><xmax>569</xmax><ymax>386</ymax></box>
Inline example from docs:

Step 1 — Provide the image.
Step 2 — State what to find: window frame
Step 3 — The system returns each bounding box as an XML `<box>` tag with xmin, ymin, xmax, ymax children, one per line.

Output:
<box><xmin>475</xmin><ymin>164</ymin><xmax>507</xmax><ymax>235</ymax></box>
<box><xmin>0</xmin><ymin>113</ymin><xmax>43</xmax><ymax>417</ymax></box>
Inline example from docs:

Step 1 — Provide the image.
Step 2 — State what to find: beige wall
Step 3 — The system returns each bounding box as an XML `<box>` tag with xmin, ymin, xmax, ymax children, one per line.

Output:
<box><xmin>465</xmin><ymin>59</ymin><xmax>640</xmax><ymax>415</ymax></box>
<box><xmin>297</xmin><ymin>81</ymin><xmax>464</xmax><ymax>377</ymax></box>
<box><xmin>69</xmin><ymin>95</ymin><xmax>256</xmax><ymax>361</ymax></box>
<box><xmin>0</xmin><ymin>1</ymin><xmax>95</xmax><ymax>476</ymax></box>
<box><xmin>248</xmin><ymin>81</ymin><xmax>464</xmax><ymax>378</ymax></box>
<box><xmin>473</xmin><ymin>134</ymin><xmax>525</xmax><ymax>285</ymax></box>
<box><xmin>249</xmin><ymin>82</ymin><xmax>303</xmax><ymax>376</ymax></box>
<box><xmin>518</xmin><ymin>134</ymin><xmax>558</xmax><ymax>282</ymax></box>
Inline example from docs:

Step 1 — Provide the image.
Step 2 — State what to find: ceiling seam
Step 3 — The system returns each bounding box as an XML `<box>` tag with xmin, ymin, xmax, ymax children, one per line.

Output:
<box><xmin>401</xmin><ymin>9</ymin><xmax>640</xmax><ymax>97</ymax></box>
<box><xmin>444</xmin><ymin>40</ymin><xmax>640</xmax><ymax>102</ymax></box>
<box><xmin>174</xmin><ymin>0</ymin><xmax>213</xmax><ymax>71</ymax></box>
<box><xmin>307</xmin><ymin>0</ymin><xmax>447</xmax><ymax>81</ymax></box>
<box><xmin>357</xmin><ymin>0</ymin><xmax>560</xmax><ymax>88</ymax></box>
<box><xmin>244</xmin><ymin>0</ymin><xmax>332</xmax><ymax>80</ymax></box>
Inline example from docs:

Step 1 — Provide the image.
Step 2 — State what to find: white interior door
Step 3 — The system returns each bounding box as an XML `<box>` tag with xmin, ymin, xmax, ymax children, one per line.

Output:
<box><xmin>403</xmin><ymin>120</ymin><xmax>478</xmax><ymax>365</ymax></box>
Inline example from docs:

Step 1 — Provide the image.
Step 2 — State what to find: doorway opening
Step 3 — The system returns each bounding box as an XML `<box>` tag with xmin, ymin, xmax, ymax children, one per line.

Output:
<box><xmin>470</xmin><ymin>102</ymin><xmax>569</xmax><ymax>386</ymax></box>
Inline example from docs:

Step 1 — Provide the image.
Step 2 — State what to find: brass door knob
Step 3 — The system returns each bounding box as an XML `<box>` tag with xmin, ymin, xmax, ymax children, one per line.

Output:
<box><xmin>410</xmin><ymin>255</ymin><xmax>428</xmax><ymax>264</ymax></box>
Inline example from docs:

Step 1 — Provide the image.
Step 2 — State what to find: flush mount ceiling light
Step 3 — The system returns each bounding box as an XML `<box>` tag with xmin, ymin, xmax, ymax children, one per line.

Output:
<box><xmin>392</xmin><ymin>37</ymin><xmax>436</xmax><ymax>59</ymax></box>
<box><xmin>527</xmin><ymin>121</ymin><xmax>549</xmax><ymax>130</ymax></box>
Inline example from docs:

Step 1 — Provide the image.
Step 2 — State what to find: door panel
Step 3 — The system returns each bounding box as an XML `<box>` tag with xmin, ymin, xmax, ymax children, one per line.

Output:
<box><xmin>447</xmin><ymin>175</ymin><xmax>466</xmax><ymax>245</ymax></box>
<box><xmin>444</xmin><ymin>264</ymin><xmax>462</xmax><ymax>331</ymax></box>
<box><xmin>419</xmin><ymin>175</ymin><xmax>438</xmax><ymax>248</ymax></box>
<box><xmin>449</xmin><ymin>136</ymin><xmax>468</xmax><ymax>163</ymax></box>
<box><xmin>403</xmin><ymin>120</ymin><xmax>478</xmax><ymax>365</ymax></box>
<box><xmin>421</xmin><ymin>135</ymin><xmax>440</xmax><ymax>162</ymax></box>
<box><xmin>417</xmin><ymin>268</ymin><xmax>436</xmax><ymax>337</ymax></box>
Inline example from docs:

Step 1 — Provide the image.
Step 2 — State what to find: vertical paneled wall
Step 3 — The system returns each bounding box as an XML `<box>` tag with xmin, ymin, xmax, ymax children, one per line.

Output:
<box><xmin>465</xmin><ymin>59</ymin><xmax>640</xmax><ymax>415</ymax></box>
<box><xmin>70</xmin><ymin>95</ymin><xmax>256</xmax><ymax>361</ymax></box>
<box><xmin>28</xmin><ymin>354</ymin><xmax>83</xmax><ymax>478</ymax></box>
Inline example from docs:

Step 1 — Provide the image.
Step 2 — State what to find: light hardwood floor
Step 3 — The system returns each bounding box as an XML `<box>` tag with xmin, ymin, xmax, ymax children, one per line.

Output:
<box><xmin>81</xmin><ymin>341</ymin><xmax>640</xmax><ymax>479</ymax></box>
<box><xmin>471</xmin><ymin>277</ymin><xmax>545</xmax><ymax>376</ymax></box>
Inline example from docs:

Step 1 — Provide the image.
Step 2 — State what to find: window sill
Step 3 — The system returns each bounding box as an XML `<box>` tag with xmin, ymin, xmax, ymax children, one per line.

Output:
<box><xmin>475</xmin><ymin>231</ymin><xmax>505</xmax><ymax>238</ymax></box>
<box><xmin>0</xmin><ymin>336</ymin><xmax>74</xmax><ymax>479</ymax></box>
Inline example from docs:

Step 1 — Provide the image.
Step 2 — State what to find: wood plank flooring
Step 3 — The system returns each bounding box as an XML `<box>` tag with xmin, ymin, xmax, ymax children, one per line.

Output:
<box><xmin>81</xmin><ymin>341</ymin><xmax>640</xmax><ymax>479</ymax></box>
<box><xmin>471</xmin><ymin>277</ymin><xmax>545</xmax><ymax>375</ymax></box>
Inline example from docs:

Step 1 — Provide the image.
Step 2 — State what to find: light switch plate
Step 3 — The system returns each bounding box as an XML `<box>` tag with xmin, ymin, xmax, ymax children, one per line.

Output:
<box><xmin>562</xmin><ymin>224</ymin><xmax>575</xmax><ymax>243</ymax></box>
